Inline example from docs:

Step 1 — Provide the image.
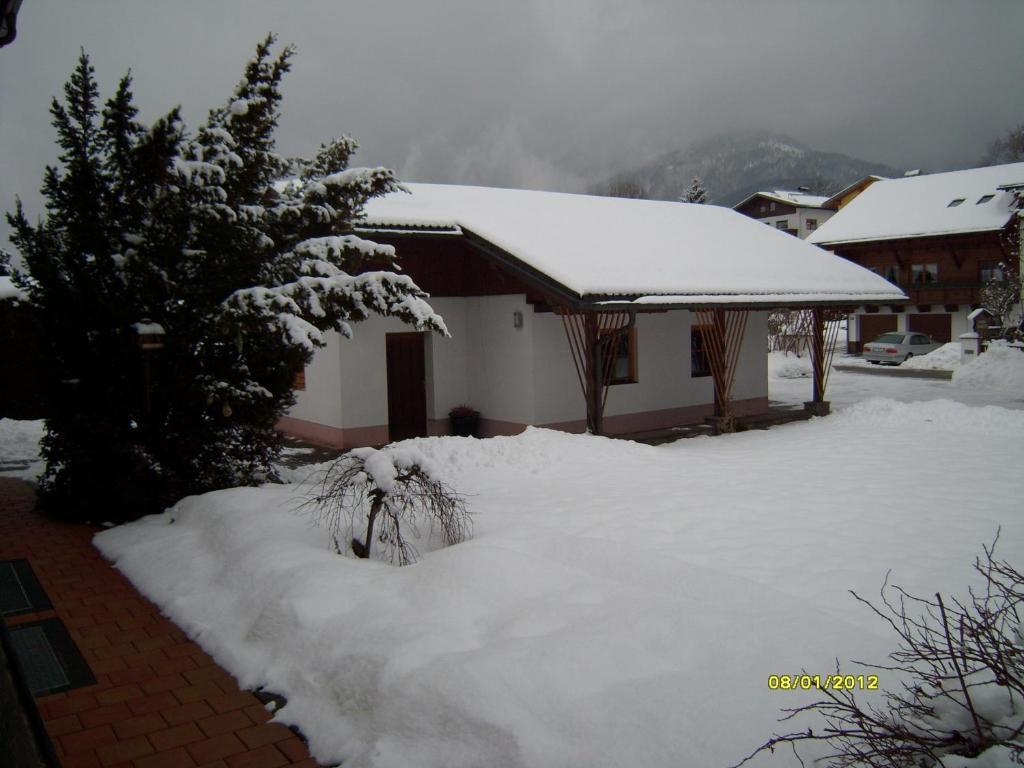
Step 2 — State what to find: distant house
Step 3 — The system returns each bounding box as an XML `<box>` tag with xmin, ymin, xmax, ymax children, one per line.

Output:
<box><xmin>280</xmin><ymin>185</ymin><xmax>903</xmax><ymax>448</ymax></box>
<box><xmin>808</xmin><ymin>163</ymin><xmax>1024</xmax><ymax>352</ymax></box>
<box><xmin>732</xmin><ymin>190</ymin><xmax>836</xmax><ymax>238</ymax></box>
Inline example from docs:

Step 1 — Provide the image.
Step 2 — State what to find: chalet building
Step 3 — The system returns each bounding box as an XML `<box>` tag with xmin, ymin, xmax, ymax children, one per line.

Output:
<box><xmin>733</xmin><ymin>190</ymin><xmax>836</xmax><ymax>238</ymax></box>
<box><xmin>280</xmin><ymin>185</ymin><xmax>902</xmax><ymax>448</ymax></box>
<box><xmin>808</xmin><ymin>163</ymin><xmax>1024</xmax><ymax>352</ymax></box>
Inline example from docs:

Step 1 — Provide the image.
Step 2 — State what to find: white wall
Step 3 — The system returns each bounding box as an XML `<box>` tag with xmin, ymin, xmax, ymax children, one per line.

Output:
<box><xmin>424</xmin><ymin>297</ymin><xmax>469</xmax><ymax>421</ymax></box>
<box><xmin>288</xmin><ymin>331</ymin><xmax>343</xmax><ymax>428</ymax></box>
<box><xmin>465</xmin><ymin>295</ymin><xmax>535</xmax><ymax>425</ymax></box>
<box><xmin>731</xmin><ymin>311</ymin><xmax>770</xmax><ymax>401</ymax></box>
<box><xmin>287</xmin><ymin>299</ymin><xmax>770</xmax><ymax>434</ymax></box>
<box><xmin>532</xmin><ymin>311</ymin><xmax>586</xmax><ymax>424</ymax></box>
<box><xmin>531</xmin><ymin>308</ymin><xmax>767</xmax><ymax>425</ymax></box>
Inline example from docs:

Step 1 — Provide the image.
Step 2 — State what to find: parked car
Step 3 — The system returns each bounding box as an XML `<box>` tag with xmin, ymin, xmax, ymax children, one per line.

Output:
<box><xmin>862</xmin><ymin>332</ymin><xmax>942</xmax><ymax>365</ymax></box>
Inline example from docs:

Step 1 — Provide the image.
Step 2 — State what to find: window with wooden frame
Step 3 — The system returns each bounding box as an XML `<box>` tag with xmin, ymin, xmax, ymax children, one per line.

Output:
<box><xmin>691</xmin><ymin>326</ymin><xmax>712</xmax><ymax>378</ymax></box>
<box><xmin>911</xmin><ymin>263</ymin><xmax>938</xmax><ymax>284</ymax></box>
<box><xmin>884</xmin><ymin>265</ymin><xmax>900</xmax><ymax>284</ymax></box>
<box><xmin>601</xmin><ymin>327</ymin><xmax>638</xmax><ymax>384</ymax></box>
<box><xmin>292</xmin><ymin>366</ymin><xmax>306</xmax><ymax>390</ymax></box>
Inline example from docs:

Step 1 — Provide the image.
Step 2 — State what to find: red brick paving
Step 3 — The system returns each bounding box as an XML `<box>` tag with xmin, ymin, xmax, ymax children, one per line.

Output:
<box><xmin>0</xmin><ymin>478</ymin><xmax>321</xmax><ymax>768</ymax></box>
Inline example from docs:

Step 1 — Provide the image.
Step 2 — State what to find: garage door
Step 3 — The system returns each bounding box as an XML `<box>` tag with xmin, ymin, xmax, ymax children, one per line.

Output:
<box><xmin>856</xmin><ymin>314</ymin><xmax>898</xmax><ymax>353</ymax></box>
<box><xmin>908</xmin><ymin>314</ymin><xmax>952</xmax><ymax>343</ymax></box>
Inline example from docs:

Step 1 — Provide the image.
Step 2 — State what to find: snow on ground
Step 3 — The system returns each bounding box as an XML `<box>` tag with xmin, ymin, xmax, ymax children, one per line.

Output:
<box><xmin>0</xmin><ymin>418</ymin><xmax>45</xmax><ymax>480</ymax></box>
<box><xmin>770</xmin><ymin>345</ymin><xmax>1024</xmax><ymax>411</ymax></box>
<box><xmin>94</xmin><ymin>389</ymin><xmax>1024</xmax><ymax>767</ymax></box>
<box><xmin>834</xmin><ymin>341</ymin><xmax>964</xmax><ymax>371</ymax></box>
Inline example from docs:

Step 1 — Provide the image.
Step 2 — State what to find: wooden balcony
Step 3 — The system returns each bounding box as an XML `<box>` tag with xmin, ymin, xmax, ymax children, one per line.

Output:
<box><xmin>896</xmin><ymin>281</ymin><xmax>983</xmax><ymax>307</ymax></box>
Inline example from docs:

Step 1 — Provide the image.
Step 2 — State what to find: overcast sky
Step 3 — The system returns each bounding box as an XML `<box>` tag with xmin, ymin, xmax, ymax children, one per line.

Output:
<box><xmin>1</xmin><ymin>1</ymin><xmax>1022</xmax><ymax>249</ymax></box>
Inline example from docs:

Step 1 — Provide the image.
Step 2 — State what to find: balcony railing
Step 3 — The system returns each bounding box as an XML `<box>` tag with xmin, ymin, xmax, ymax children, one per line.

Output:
<box><xmin>891</xmin><ymin>281</ymin><xmax>984</xmax><ymax>306</ymax></box>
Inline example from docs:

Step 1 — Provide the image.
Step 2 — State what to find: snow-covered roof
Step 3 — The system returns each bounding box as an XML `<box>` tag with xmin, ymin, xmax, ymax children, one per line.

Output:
<box><xmin>734</xmin><ymin>190</ymin><xmax>832</xmax><ymax>210</ymax></box>
<box><xmin>361</xmin><ymin>183</ymin><xmax>904</xmax><ymax>307</ymax></box>
<box><xmin>808</xmin><ymin>163</ymin><xmax>1024</xmax><ymax>246</ymax></box>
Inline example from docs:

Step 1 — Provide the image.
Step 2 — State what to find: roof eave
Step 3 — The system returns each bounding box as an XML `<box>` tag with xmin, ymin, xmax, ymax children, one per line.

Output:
<box><xmin>812</xmin><ymin>223</ymin><xmax>1010</xmax><ymax>248</ymax></box>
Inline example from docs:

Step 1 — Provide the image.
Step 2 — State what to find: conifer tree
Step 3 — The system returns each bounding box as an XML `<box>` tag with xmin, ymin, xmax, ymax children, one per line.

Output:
<box><xmin>7</xmin><ymin>37</ymin><xmax>445</xmax><ymax>522</ymax></box>
<box><xmin>682</xmin><ymin>176</ymin><xmax>707</xmax><ymax>204</ymax></box>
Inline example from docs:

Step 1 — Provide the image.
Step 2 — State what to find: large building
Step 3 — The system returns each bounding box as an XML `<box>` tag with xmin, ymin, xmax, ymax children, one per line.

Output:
<box><xmin>808</xmin><ymin>163</ymin><xmax>1024</xmax><ymax>352</ymax></box>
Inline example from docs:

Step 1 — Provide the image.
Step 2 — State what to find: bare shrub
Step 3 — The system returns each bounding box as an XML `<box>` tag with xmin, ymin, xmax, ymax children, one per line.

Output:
<box><xmin>733</xmin><ymin>535</ymin><xmax>1024</xmax><ymax>767</ymax></box>
<box><xmin>305</xmin><ymin>446</ymin><xmax>471</xmax><ymax>565</ymax></box>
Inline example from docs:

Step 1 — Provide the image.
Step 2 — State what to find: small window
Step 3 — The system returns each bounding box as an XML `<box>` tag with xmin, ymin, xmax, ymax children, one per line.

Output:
<box><xmin>947</xmin><ymin>198</ymin><xmax>965</xmax><ymax>207</ymax></box>
<box><xmin>769</xmin><ymin>201</ymin><xmax>777</xmax><ymax>212</ymax></box>
<box><xmin>759</xmin><ymin>203</ymin><xmax>767</xmax><ymax>214</ymax></box>
<box><xmin>775</xmin><ymin>220</ymin><xmax>788</xmax><ymax>229</ymax></box>
<box><xmin>806</xmin><ymin>218</ymin><xmax>818</xmax><ymax>230</ymax></box>
<box><xmin>911</xmin><ymin>263</ymin><xmax>938</xmax><ymax>284</ymax></box>
<box><xmin>293</xmin><ymin>367</ymin><xmax>306</xmax><ymax>390</ymax></box>
<box><xmin>976</xmin><ymin>194</ymin><xmax>994</xmax><ymax>205</ymax></box>
<box><xmin>691</xmin><ymin>327</ymin><xmax>712</xmax><ymax>378</ymax></box>
<box><xmin>884</xmin><ymin>265</ymin><xmax>900</xmax><ymax>283</ymax></box>
<box><xmin>601</xmin><ymin>327</ymin><xmax>637</xmax><ymax>385</ymax></box>
<box><xmin>980</xmin><ymin>261</ymin><xmax>1004</xmax><ymax>282</ymax></box>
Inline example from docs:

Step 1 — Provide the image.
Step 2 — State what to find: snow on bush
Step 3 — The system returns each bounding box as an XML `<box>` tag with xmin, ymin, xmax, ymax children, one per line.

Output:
<box><xmin>736</xmin><ymin>539</ymin><xmax>1024</xmax><ymax>768</ymax></box>
<box><xmin>304</xmin><ymin>445</ymin><xmax>471</xmax><ymax>564</ymax></box>
<box><xmin>953</xmin><ymin>341</ymin><xmax>1024</xmax><ymax>391</ymax></box>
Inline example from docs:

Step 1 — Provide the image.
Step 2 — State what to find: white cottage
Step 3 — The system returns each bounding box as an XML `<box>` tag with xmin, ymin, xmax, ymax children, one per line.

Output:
<box><xmin>279</xmin><ymin>184</ymin><xmax>903</xmax><ymax>448</ymax></box>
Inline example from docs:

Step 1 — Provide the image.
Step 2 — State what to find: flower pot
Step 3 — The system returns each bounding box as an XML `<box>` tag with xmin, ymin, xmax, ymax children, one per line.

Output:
<box><xmin>449</xmin><ymin>412</ymin><xmax>480</xmax><ymax>437</ymax></box>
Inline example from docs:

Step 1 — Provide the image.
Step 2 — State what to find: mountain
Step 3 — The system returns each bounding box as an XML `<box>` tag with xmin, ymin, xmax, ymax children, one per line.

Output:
<box><xmin>594</xmin><ymin>132</ymin><xmax>902</xmax><ymax>206</ymax></box>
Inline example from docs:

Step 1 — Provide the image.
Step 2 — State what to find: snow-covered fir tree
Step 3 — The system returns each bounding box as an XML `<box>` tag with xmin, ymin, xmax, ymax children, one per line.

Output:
<box><xmin>7</xmin><ymin>37</ymin><xmax>446</xmax><ymax>522</ymax></box>
<box><xmin>682</xmin><ymin>176</ymin><xmax>707</xmax><ymax>204</ymax></box>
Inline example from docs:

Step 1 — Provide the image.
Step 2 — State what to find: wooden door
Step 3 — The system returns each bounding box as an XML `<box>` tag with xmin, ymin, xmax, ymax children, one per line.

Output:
<box><xmin>385</xmin><ymin>332</ymin><xmax>427</xmax><ymax>442</ymax></box>
<box><xmin>908</xmin><ymin>313</ymin><xmax>952</xmax><ymax>343</ymax></box>
<box><xmin>856</xmin><ymin>314</ymin><xmax>898</xmax><ymax>353</ymax></box>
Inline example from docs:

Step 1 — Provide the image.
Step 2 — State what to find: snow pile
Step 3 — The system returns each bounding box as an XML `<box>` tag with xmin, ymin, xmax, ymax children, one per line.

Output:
<box><xmin>0</xmin><ymin>419</ymin><xmax>45</xmax><ymax>480</ymax></box>
<box><xmin>767</xmin><ymin>350</ymin><xmax>812</xmax><ymax>378</ymax></box>
<box><xmin>96</xmin><ymin>401</ymin><xmax>1024</xmax><ymax>768</ymax></box>
<box><xmin>902</xmin><ymin>341</ymin><xmax>962</xmax><ymax>370</ymax></box>
<box><xmin>953</xmin><ymin>341</ymin><xmax>1024</xmax><ymax>391</ymax></box>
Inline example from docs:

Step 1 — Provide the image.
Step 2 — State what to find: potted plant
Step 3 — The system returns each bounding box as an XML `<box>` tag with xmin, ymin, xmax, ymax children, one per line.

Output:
<box><xmin>448</xmin><ymin>405</ymin><xmax>480</xmax><ymax>437</ymax></box>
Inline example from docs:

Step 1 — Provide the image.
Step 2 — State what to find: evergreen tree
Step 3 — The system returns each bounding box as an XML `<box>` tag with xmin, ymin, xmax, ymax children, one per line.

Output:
<box><xmin>7</xmin><ymin>37</ymin><xmax>446</xmax><ymax>522</ymax></box>
<box><xmin>682</xmin><ymin>176</ymin><xmax>707</xmax><ymax>204</ymax></box>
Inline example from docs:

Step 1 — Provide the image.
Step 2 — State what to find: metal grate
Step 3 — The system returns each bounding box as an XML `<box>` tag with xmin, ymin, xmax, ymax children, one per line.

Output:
<box><xmin>6</xmin><ymin>619</ymin><xmax>95</xmax><ymax>697</ymax></box>
<box><xmin>0</xmin><ymin>561</ymin><xmax>31</xmax><ymax>614</ymax></box>
<box><xmin>0</xmin><ymin>560</ymin><xmax>53</xmax><ymax>617</ymax></box>
<box><xmin>9</xmin><ymin>625</ymin><xmax>69</xmax><ymax>696</ymax></box>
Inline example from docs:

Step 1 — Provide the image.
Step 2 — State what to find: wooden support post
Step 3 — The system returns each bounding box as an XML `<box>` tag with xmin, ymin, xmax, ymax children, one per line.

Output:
<box><xmin>586</xmin><ymin>312</ymin><xmax>602</xmax><ymax>435</ymax></box>
<box><xmin>559</xmin><ymin>307</ymin><xmax>635</xmax><ymax>436</ymax></box>
<box><xmin>695</xmin><ymin>308</ymin><xmax>749</xmax><ymax>433</ymax></box>
<box><xmin>805</xmin><ymin>307</ymin><xmax>832</xmax><ymax>416</ymax></box>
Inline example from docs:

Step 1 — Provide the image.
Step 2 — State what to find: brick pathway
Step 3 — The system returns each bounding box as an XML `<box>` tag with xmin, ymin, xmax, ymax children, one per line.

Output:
<box><xmin>0</xmin><ymin>478</ymin><xmax>321</xmax><ymax>768</ymax></box>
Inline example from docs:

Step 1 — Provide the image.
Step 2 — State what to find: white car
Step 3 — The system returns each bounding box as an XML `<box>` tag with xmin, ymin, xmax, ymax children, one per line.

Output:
<box><xmin>862</xmin><ymin>332</ymin><xmax>942</xmax><ymax>365</ymax></box>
